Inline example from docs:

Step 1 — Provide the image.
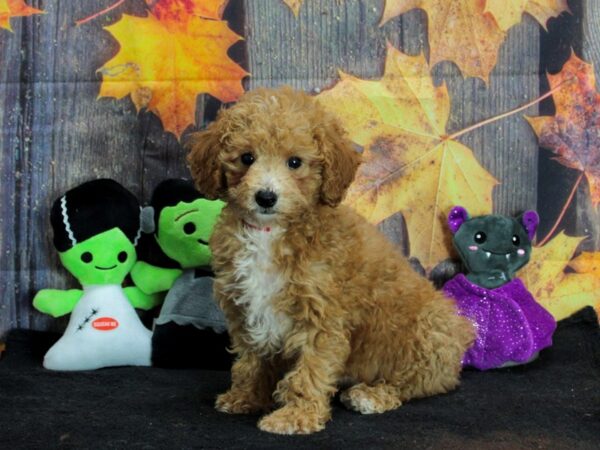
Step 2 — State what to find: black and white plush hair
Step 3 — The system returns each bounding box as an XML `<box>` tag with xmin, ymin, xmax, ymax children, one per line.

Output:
<box><xmin>150</xmin><ymin>178</ymin><xmax>204</xmax><ymax>230</ymax></box>
<box><xmin>50</xmin><ymin>179</ymin><xmax>141</xmax><ymax>252</ymax></box>
<box><xmin>136</xmin><ymin>179</ymin><xmax>205</xmax><ymax>269</ymax></box>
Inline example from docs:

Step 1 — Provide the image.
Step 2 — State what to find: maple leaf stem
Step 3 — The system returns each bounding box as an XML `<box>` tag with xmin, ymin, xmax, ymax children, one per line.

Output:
<box><xmin>537</xmin><ymin>171</ymin><xmax>584</xmax><ymax>247</ymax></box>
<box><xmin>446</xmin><ymin>77</ymin><xmax>574</xmax><ymax>142</ymax></box>
<box><xmin>75</xmin><ymin>0</ymin><xmax>126</xmax><ymax>26</ymax></box>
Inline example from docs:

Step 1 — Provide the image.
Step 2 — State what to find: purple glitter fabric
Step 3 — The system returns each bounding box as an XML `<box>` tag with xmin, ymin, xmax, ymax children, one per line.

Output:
<box><xmin>443</xmin><ymin>274</ymin><xmax>557</xmax><ymax>370</ymax></box>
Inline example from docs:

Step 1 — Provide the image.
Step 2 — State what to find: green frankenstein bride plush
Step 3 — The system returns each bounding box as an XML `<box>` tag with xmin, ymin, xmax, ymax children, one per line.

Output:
<box><xmin>33</xmin><ymin>179</ymin><xmax>161</xmax><ymax>371</ymax></box>
<box><xmin>132</xmin><ymin>179</ymin><xmax>230</xmax><ymax>368</ymax></box>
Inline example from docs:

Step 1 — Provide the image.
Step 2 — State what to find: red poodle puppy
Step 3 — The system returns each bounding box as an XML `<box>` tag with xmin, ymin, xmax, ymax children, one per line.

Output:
<box><xmin>186</xmin><ymin>86</ymin><xmax>474</xmax><ymax>435</ymax></box>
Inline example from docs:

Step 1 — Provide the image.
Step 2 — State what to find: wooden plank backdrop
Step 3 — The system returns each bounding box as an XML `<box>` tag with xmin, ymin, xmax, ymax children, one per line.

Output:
<box><xmin>0</xmin><ymin>0</ymin><xmax>193</xmax><ymax>335</ymax></box>
<box><xmin>0</xmin><ymin>0</ymin><xmax>597</xmax><ymax>337</ymax></box>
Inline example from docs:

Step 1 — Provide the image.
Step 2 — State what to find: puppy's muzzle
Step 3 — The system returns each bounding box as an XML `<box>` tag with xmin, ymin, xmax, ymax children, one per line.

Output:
<box><xmin>255</xmin><ymin>190</ymin><xmax>278</xmax><ymax>209</ymax></box>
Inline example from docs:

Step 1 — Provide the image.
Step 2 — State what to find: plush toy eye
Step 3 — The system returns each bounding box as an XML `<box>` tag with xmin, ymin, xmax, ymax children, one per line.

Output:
<box><xmin>287</xmin><ymin>156</ymin><xmax>302</xmax><ymax>169</ymax></box>
<box><xmin>240</xmin><ymin>153</ymin><xmax>255</xmax><ymax>166</ymax></box>
<box><xmin>474</xmin><ymin>232</ymin><xmax>487</xmax><ymax>244</ymax></box>
<box><xmin>183</xmin><ymin>222</ymin><xmax>196</xmax><ymax>235</ymax></box>
<box><xmin>80</xmin><ymin>251</ymin><xmax>93</xmax><ymax>263</ymax></box>
<box><xmin>512</xmin><ymin>235</ymin><xmax>521</xmax><ymax>246</ymax></box>
<box><xmin>117</xmin><ymin>251</ymin><xmax>128</xmax><ymax>263</ymax></box>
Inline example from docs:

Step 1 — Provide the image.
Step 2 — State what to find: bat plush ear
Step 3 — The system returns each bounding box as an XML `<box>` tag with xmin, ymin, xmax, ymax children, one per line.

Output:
<box><xmin>519</xmin><ymin>210</ymin><xmax>539</xmax><ymax>241</ymax></box>
<box><xmin>448</xmin><ymin>206</ymin><xmax>469</xmax><ymax>234</ymax></box>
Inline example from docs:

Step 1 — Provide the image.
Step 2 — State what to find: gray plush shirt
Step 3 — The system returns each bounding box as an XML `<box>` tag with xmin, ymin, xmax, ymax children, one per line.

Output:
<box><xmin>154</xmin><ymin>269</ymin><xmax>227</xmax><ymax>333</ymax></box>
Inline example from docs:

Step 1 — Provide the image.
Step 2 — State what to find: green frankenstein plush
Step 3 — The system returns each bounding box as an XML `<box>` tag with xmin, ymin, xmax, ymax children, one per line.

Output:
<box><xmin>33</xmin><ymin>179</ymin><xmax>161</xmax><ymax>371</ymax></box>
<box><xmin>132</xmin><ymin>179</ymin><xmax>230</xmax><ymax>369</ymax></box>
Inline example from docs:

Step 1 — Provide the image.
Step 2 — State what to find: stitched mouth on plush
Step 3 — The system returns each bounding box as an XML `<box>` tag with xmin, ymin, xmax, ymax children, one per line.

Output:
<box><xmin>94</xmin><ymin>265</ymin><xmax>117</xmax><ymax>271</ymax></box>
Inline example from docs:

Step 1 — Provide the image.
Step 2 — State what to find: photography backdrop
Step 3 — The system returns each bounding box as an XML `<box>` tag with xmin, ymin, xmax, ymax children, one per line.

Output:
<box><xmin>1</xmin><ymin>0</ymin><xmax>600</xmax><ymax>337</ymax></box>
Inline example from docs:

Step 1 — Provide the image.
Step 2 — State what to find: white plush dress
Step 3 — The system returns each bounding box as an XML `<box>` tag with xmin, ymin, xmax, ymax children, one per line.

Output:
<box><xmin>43</xmin><ymin>285</ymin><xmax>152</xmax><ymax>371</ymax></box>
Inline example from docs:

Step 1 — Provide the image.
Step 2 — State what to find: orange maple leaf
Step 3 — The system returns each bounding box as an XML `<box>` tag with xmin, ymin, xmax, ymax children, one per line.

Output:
<box><xmin>99</xmin><ymin>0</ymin><xmax>247</xmax><ymax>139</ymax></box>
<box><xmin>147</xmin><ymin>0</ymin><xmax>229</xmax><ymax>21</ymax></box>
<box><xmin>518</xmin><ymin>232</ymin><xmax>600</xmax><ymax>320</ymax></box>
<box><xmin>0</xmin><ymin>0</ymin><xmax>43</xmax><ymax>32</ymax></box>
<box><xmin>569</xmin><ymin>251</ymin><xmax>600</xmax><ymax>276</ymax></box>
<box><xmin>380</xmin><ymin>0</ymin><xmax>567</xmax><ymax>82</ymax></box>
<box><xmin>317</xmin><ymin>44</ymin><xmax>498</xmax><ymax>269</ymax></box>
<box><xmin>526</xmin><ymin>53</ymin><xmax>600</xmax><ymax>206</ymax></box>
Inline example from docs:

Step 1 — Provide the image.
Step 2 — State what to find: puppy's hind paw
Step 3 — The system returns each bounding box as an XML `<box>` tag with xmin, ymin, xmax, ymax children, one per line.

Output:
<box><xmin>215</xmin><ymin>391</ymin><xmax>267</xmax><ymax>415</ymax></box>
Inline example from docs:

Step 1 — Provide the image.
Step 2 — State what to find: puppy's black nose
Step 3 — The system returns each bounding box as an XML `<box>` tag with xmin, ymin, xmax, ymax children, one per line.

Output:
<box><xmin>255</xmin><ymin>190</ymin><xmax>278</xmax><ymax>208</ymax></box>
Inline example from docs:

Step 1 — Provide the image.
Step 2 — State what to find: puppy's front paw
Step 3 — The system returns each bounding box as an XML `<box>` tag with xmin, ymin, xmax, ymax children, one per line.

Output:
<box><xmin>215</xmin><ymin>390</ymin><xmax>268</xmax><ymax>414</ymax></box>
<box><xmin>340</xmin><ymin>384</ymin><xmax>402</xmax><ymax>414</ymax></box>
<box><xmin>258</xmin><ymin>405</ymin><xmax>326</xmax><ymax>435</ymax></box>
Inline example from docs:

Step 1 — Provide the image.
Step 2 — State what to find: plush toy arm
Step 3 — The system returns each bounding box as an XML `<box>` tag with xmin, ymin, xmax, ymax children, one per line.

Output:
<box><xmin>429</xmin><ymin>258</ymin><xmax>464</xmax><ymax>289</ymax></box>
<box><xmin>33</xmin><ymin>289</ymin><xmax>83</xmax><ymax>318</ymax></box>
<box><xmin>131</xmin><ymin>261</ymin><xmax>182</xmax><ymax>294</ymax></box>
<box><xmin>124</xmin><ymin>286</ymin><xmax>163</xmax><ymax>310</ymax></box>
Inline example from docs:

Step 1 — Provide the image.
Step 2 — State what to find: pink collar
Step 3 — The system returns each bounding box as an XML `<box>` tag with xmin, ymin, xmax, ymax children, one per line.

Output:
<box><xmin>242</xmin><ymin>220</ymin><xmax>272</xmax><ymax>233</ymax></box>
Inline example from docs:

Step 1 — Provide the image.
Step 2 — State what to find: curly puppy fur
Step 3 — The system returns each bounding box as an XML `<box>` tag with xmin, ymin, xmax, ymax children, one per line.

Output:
<box><xmin>187</xmin><ymin>86</ymin><xmax>475</xmax><ymax>435</ymax></box>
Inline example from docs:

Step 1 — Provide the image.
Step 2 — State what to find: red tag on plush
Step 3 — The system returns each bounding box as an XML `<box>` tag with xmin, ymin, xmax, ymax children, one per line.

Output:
<box><xmin>92</xmin><ymin>317</ymin><xmax>119</xmax><ymax>331</ymax></box>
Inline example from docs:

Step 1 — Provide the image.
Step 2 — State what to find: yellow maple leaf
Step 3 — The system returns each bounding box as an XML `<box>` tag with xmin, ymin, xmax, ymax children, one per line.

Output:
<box><xmin>380</xmin><ymin>0</ymin><xmax>567</xmax><ymax>81</ymax></box>
<box><xmin>547</xmin><ymin>272</ymin><xmax>600</xmax><ymax>321</ymax></box>
<box><xmin>518</xmin><ymin>232</ymin><xmax>600</xmax><ymax>320</ymax></box>
<box><xmin>380</xmin><ymin>0</ymin><xmax>505</xmax><ymax>82</ymax></box>
<box><xmin>0</xmin><ymin>0</ymin><xmax>43</xmax><ymax>32</ymax></box>
<box><xmin>283</xmin><ymin>0</ymin><xmax>303</xmax><ymax>16</ymax></box>
<box><xmin>0</xmin><ymin>1</ymin><xmax>8</xmax><ymax>30</ymax></box>
<box><xmin>519</xmin><ymin>232</ymin><xmax>583</xmax><ymax>298</ymax></box>
<box><xmin>563</xmin><ymin>252</ymin><xmax>600</xmax><ymax>319</ymax></box>
<box><xmin>485</xmin><ymin>0</ymin><xmax>527</xmax><ymax>30</ymax></box>
<box><xmin>485</xmin><ymin>0</ymin><xmax>569</xmax><ymax>31</ymax></box>
<box><xmin>569</xmin><ymin>251</ymin><xmax>600</xmax><ymax>276</ymax></box>
<box><xmin>99</xmin><ymin>1</ymin><xmax>247</xmax><ymax>139</ymax></box>
<box><xmin>317</xmin><ymin>44</ymin><xmax>498</xmax><ymax>268</ymax></box>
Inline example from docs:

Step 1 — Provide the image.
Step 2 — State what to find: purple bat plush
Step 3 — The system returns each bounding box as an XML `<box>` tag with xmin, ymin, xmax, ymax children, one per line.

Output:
<box><xmin>443</xmin><ymin>206</ymin><xmax>556</xmax><ymax>370</ymax></box>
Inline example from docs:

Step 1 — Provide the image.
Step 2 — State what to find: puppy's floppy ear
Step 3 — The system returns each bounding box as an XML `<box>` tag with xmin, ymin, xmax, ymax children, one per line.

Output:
<box><xmin>185</xmin><ymin>124</ymin><xmax>226</xmax><ymax>200</ymax></box>
<box><xmin>316</xmin><ymin>118</ymin><xmax>361</xmax><ymax>207</ymax></box>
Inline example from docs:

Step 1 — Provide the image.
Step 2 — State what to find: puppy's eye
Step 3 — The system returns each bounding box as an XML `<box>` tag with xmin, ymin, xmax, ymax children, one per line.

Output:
<box><xmin>240</xmin><ymin>153</ymin><xmax>255</xmax><ymax>166</ymax></box>
<box><xmin>512</xmin><ymin>235</ymin><xmax>520</xmax><ymax>246</ymax></box>
<box><xmin>287</xmin><ymin>156</ymin><xmax>302</xmax><ymax>170</ymax></box>
<box><xmin>474</xmin><ymin>232</ymin><xmax>487</xmax><ymax>244</ymax></box>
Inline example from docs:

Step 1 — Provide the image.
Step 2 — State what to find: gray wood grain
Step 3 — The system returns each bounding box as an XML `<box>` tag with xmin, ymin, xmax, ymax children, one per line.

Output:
<box><xmin>0</xmin><ymin>0</ymin><xmax>192</xmax><ymax>337</ymax></box>
<box><xmin>244</xmin><ymin>0</ymin><xmax>403</xmax><ymax>91</ymax></box>
<box><xmin>0</xmin><ymin>1</ymin><xmax>27</xmax><ymax>339</ymax></box>
<box><xmin>578</xmin><ymin>0</ymin><xmax>600</xmax><ymax>251</ymax></box>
